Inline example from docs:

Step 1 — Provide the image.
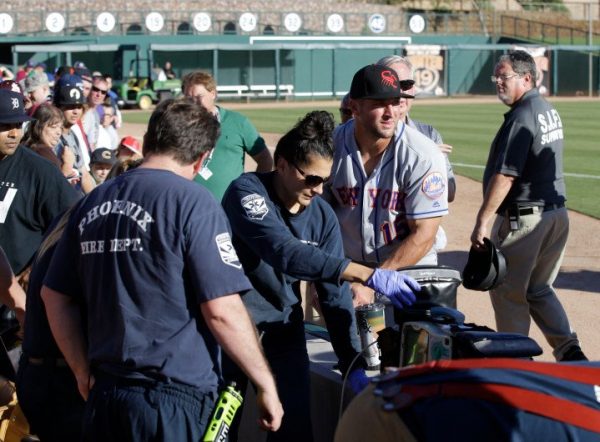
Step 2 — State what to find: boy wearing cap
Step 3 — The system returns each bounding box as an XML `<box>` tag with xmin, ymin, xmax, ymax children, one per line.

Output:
<box><xmin>53</xmin><ymin>77</ymin><xmax>95</xmax><ymax>194</ymax></box>
<box><xmin>0</xmin><ymin>89</ymin><xmax>78</xmax><ymax>280</ymax></box>
<box><xmin>326</xmin><ymin>64</ymin><xmax>448</xmax><ymax>307</ymax></box>
<box><xmin>89</xmin><ymin>148</ymin><xmax>117</xmax><ymax>185</ymax></box>
<box><xmin>116</xmin><ymin>136</ymin><xmax>143</xmax><ymax>161</ymax></box>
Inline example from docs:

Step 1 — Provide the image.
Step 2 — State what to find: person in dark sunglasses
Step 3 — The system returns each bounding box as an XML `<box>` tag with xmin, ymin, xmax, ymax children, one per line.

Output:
<box><xmin>222</xmin><ymin>110</ymin><xmax>421</xmax><ymax>442</ymax></box>
<box><xmin>81</xmin><ymin>75</ymin><xmax>110</xmax><ymax>151</ymax></box>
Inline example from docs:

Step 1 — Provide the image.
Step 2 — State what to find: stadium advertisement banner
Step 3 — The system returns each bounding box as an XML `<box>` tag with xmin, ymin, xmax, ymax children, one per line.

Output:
<box><xmin>512</xmin><ymin>45</ymin><xmax>550</xmax><ymax>96</ymax></box>
<box><xmin>404</xmin><ymin>45</ymin><xmax>446</xmax><ymax>97</ymax></box>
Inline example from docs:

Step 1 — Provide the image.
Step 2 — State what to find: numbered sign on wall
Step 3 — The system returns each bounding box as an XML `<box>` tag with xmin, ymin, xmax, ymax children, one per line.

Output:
<box><xmin>283</xmin><ymin>13</ymin><xmax>302</xmax><ymax>33</ymax></box>
<box><xmin>193</xmin><ymin>13</ymin><xmax>211</xmax><ymax>32</ymax></box>
<box><xmin>326</xmin><ymin>14</ymin><xmax>344</xmax><ymax>33</ymax></box>
<box><xmin>96</xmin><ymin>12</ymin><xmax>116</xmax><ymax>33</ymax></box>
<box><xmin>46</xmin><ymin>13</ymin><xmax>65</xmax><ymax>33</ymax></box>
<box><xmin>145</xmin><ymin>12</ymin><xmax>164</xmax><ymax>32</ymax></box>
<box><xmin>368</xmin><ymin>14</ymin><xmax>386</xmax><ymax>34</ymax></box>
<box><xmin>0</xmin><ymin>14</ymin><xmax>14</xmax><ymax>34</ymax></box>
<box><xmin>239</xmin><ymin>13</ymin><xmax>257</xmax><ymax>32</ymax></box>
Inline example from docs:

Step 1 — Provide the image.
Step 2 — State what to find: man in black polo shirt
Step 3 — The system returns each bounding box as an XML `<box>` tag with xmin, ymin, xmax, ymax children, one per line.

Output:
<box><xmin>470</xmin><ymin>50</ymin><xmax>585</xmax><ymax>362</ymax></box>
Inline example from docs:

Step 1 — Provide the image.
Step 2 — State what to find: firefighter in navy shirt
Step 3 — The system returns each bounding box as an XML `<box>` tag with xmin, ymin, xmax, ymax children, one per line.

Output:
<box><xmin>222</xmin><ymin>111</ymin><xmax>420</xmax><ymax>442</ymax></box>
<box><xmin>41</xmin><ymin>99</ymin><xmax>283</xmax><ymax>441</ymax></box>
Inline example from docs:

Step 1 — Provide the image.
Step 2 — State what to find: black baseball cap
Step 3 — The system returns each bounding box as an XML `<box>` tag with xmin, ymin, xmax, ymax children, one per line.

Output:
<box><xmin>90</xmin><ymin>148</ymin><xmax>117</xmax><ymax>166</ymax></box>
<box><xmin>349</xmin><ymin>64</ymin><xmax>414</xmax><ymax>100</ymax></box>
<box><xmin>0</xmin><ymin>90</ymin><xmax>33</xmax><ymax>124</ymax></box>
<box><xmin>54</xmin><ymin>79</ymin><xmax>85</xmax><ymax>107</ymax></box>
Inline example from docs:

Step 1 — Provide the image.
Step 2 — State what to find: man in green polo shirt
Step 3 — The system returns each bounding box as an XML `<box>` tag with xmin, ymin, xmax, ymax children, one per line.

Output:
<box><xmin>182</xmin><ymin>71</ymin><xmax>273</xmax><ymax>201</ymax></box>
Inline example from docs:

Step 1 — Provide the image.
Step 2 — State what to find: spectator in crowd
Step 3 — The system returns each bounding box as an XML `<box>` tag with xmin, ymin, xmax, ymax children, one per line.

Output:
<box><xmin>16</xmin><ymin>60</ymin><xmax>34</xmax><ymax>83</ymax></box>
<box><xmin>0</xmin><ymin>89</ymin><xmax>78</xmax><ymax>287</ymax></box>
<box><xmin>22</xmin><ymin>71</ymin><xmax>51</xmax><ymax>117</ymax></box>
<box><xmin>222</xmin><ymin>110</ymin><xmax>420</xmax><ymax>441</ymax></box>
<box><xmin>182</xmin><ymin>71</ymin><xmax>273</xmax><ymax>201</ymax></box>
<box><xmin>53</xmin><ymin>77</ymin><xmax>96</xmax><ymax>194</ymax></box>
<box><xmin>103</xmin><ymin>74</ymin><xmax>122</xmax><ymax>128</ymax></box>
<box><xmin>81</xmin><ymin>75</ymin><xmax>109</xmax><ymax>150</ymax></box>
<box><xmin>338</xmin><ymin>93</ymin><xmax>352</xmax><ymax>124</ymax></box>
<box><xmin>41</xmin><ymin>98</ymin><xmax>283</xmax><ymax>441</ymax></box>
<box><xmin>116</xmin><ymin>135</ymin><xmax>143</xmax><ymax>161</ymax></box>
<box><xmin>97</xmin><ymin>102</ymin><xmax>119</xmax><ymax>150</ymax></box>
<box><xmin>470</xmin><ymin>50</ymin><xmax>586</xmax><ymax>362</ymax></box>
<box><xmin>89</xmin><ymin>148</ymin><xmax>117</xmax><ymax>185</ymax></box>
<box><xmin>326</xmin><ymin>64</ymin><xmax>448</xmax><ymax>307</ymax></box>
<box><xmin>16</xmin><ymin>209</ymin><xmax>86</xmax><ymax>441</ymax></box>
<box><xmin>163</xmin><ymin>61</ymin><xmax>176</xmax><ymax>79</ymax></box>
<box><xmin>21</xmin><ymin>103</ymin><xmax>76</xmax><ymax>178</ymax></box>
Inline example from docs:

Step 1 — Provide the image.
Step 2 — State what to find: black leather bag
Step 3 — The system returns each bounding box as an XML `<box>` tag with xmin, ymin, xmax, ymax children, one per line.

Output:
<box><xmin>398</xmin><ymin>265</ymin><xmax>462</xmax><ymax>310</ymax></box>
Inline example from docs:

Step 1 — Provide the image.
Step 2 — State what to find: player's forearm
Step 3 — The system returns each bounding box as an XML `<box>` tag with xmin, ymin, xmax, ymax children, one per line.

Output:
<box><xmin>381</xmin><ymin>218</ymin><xmax>441</xmax><ymax>270</ymax></box>
<box><xmin>41</xmin><ymin>286</ymin><xmax>90</xmax><ymax>381</ymax></box>
<box><xmin>201</xmin><ymin>294</ymin><xmax>278</xmax><ymax>394</ymax></box>
<box><xmin>380</xmin><ymin>233</ymin><xmax>435</xmax><ymax>270</ymax></box>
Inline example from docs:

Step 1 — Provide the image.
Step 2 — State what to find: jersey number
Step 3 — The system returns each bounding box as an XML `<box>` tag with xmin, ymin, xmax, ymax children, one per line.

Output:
<box><xmin>0</xmin><ymin>188</ymin><xmax>17</xmax><ymax>223</ymax></box>
<box><xmin>380</xmin><ymin>219</ymin><xmax>409</xmax><ymax>245</ymax></box>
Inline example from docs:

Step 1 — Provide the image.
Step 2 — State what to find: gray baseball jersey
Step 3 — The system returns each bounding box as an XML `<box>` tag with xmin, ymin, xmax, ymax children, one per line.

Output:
<box><xmin>327</xmin><ymin>120</ymin><xmax>448</xmax><ymax>265</ymax></box>
<box><xmin>407</xmin><ymin>116</ymin><xmax>456</xmax><ymax>201</ymax></box>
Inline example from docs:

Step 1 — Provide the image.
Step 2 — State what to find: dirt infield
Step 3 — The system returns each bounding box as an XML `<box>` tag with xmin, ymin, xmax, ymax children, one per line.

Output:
<box><xmin>120</xmin><ymin>119</ymin><xmax>600</xmax><ymax>362</ymax></box>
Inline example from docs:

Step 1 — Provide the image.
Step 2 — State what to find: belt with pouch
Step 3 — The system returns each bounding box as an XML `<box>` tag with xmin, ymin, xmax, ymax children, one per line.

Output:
<box><xmin>506</xmin><ymin>202</ymin><xmax>565</xmax><ymax>217</ymax></box>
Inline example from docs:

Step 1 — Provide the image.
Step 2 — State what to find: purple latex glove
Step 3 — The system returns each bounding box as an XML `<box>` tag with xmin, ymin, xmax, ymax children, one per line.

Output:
<box><xmin>366</xmin><ymin>269</ymin><xmax>421</xmax><ymax>309</ymax></box>
<box><xmin>347</xmin><ymin>368</ymin><xmax>370</xmax><ymax>395</ymax></box>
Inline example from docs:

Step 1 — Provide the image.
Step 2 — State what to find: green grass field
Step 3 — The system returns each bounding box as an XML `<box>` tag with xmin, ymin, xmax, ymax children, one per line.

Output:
<box><xmin>123</xmin><ymin>100</ymin><xmax>600</xmax><ymax>218</ymax></box>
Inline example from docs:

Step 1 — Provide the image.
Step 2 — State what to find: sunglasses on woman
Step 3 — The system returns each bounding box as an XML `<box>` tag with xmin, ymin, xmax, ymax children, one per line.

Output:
<box><xmin>291</xmin><ymin>161</ymin><xmax>329</xmax><ymax>188</ymax></box>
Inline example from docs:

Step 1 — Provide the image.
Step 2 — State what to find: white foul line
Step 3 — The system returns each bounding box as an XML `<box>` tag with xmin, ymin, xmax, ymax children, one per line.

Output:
<box><xmin>453</xmin><ymin>163</ymin><xmax>600</xmax><ymax>180</ymax></box>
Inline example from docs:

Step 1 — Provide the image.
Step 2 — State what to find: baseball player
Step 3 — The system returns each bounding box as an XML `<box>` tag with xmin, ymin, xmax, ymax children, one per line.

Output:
<box><xmin>470</xmin><ymin>50</ymin><xmax>586</xmax><ymax>362</ymax></box>
<box><xmin>326</xmin><ymin>64</ymin><xmax>448</xmax><ymax>305</ymax></box>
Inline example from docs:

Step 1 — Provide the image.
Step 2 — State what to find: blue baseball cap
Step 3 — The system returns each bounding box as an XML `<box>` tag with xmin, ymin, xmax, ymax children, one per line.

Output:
<box><xmin>0</xmin><ymin>90</ymin><xmax>33</xmax><ymax>124</ymax></box>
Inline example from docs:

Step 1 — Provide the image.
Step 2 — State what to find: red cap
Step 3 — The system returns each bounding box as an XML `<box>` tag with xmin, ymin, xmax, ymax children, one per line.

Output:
<box><xmin>119</xmin><ymin>136</ymin><xmax>142</xmax><ymax>155</ymax></box>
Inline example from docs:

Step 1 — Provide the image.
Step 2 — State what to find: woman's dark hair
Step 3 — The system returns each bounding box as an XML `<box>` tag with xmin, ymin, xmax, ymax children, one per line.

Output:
<box><xmin>143</xmin><ymin>98</ymin><xmax>220</xmax><ymax>165</ymax></box>
<box><xmin>21</xmin><ymin>104</ymin><xmax>64</xmax><ymax>148</ymax></box>
<box><xmin>274</xmin><ymin>110</ymin><xmax>335</xmax><ymax>166</ymax></box>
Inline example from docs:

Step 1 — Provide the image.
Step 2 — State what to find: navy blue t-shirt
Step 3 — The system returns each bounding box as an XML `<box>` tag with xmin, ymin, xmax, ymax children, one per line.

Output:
<box><xmin>44</xmin><ymin>168</ymin><xmax>252</xmax><ymax>389</ymax></box>
<box><xmin>222</xmin><ymin>172</ymin><xmax>362</xmax><ymax>373</ymax></box>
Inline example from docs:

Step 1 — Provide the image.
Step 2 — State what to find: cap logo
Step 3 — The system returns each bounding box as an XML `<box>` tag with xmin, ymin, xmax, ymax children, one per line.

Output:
<box><xmin>101</xmin><ymin>150</ymin><xmax>112</xmax><ymax>159</ymax></box>
<box><xmin>381</xmin><ymin>70</ymin><xmax>397</xmax><ymax>89</ymax></box>
<box><xmin>11</xmin><ymin>98</ymin><xmax>19</xmax><ymax>110</ymax></box>
<box><xmin>70</xmin><ymin>88</ymin><xmax>81</xmax><ymax>100</ymax></box>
